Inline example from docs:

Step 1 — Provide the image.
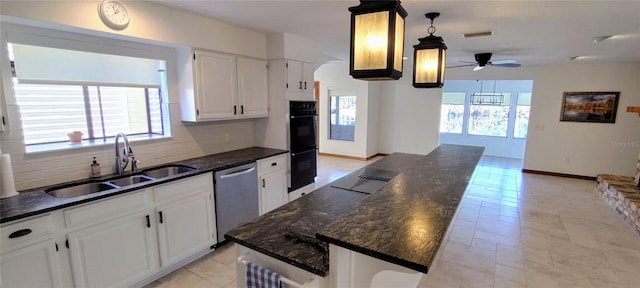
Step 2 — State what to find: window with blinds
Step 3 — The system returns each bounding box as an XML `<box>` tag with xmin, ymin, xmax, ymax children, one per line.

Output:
<box><xmin>14</xmin><ymin>83</ymin><xmax>163</xmax><ymax>145</ymax></box>
<box><xmin>8</xmin><ymin>41</ymin><xmax>168</xmax><ymax>147</ymax></box>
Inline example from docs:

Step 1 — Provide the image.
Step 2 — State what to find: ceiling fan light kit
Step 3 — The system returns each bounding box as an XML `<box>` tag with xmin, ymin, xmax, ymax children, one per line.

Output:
<box><xmin>413</xmin><ymin>12</ymin><xmax>447</xmax><ymax>88</ymax></box>
<box><xmin>447</xmin><ymin>52</ymin><xmax>520</xmax><ymax>71</ymax></box>
<box><xmin>348</xmin><ymin>0</ymin><xmax>408</xmax><ymax>81</ymax></box>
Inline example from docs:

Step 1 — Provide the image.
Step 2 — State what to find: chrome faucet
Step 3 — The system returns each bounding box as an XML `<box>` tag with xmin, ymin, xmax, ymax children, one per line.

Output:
<box><xmin>114</xmin><ymin>133</ymin><xmax>139</xmax><ymax>174</ymax></box>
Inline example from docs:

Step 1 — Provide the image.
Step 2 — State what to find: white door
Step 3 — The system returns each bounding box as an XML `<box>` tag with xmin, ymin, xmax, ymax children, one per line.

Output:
<box><xmin>156</xmin><ymin>192</ymin><xmax>214</xmax><ymax>267</ymax></box>
<box><xmin>260</xmin><ymin>170</ymin><xmax>288</xmax><ymax>215</ymax></box>
<box><xmin>286</xmin><ymin>59</ymin><xmax>302</xmax><ymax>93</ymax></box>
<box><xmin>67</xmin><ymin>211</ymin><xmax>158</xmax><ymax>288</ymax></box>
<box><xmin>0</xmin><ymin>238</ymin><xmax>63</xmax><ymax>287</ymax></box>
<box><xmin>194</xmin><ymin>50</ymin><xmax>237</xmax><ymax>120</ymax></box>
<box><xmin>237</xmin><ymin>57</ymin><xmax>268</xmax><ymax>118</ymax></box>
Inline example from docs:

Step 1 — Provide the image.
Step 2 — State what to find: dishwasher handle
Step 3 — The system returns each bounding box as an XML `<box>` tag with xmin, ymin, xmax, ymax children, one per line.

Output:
<box><xmin>219</xmin><ymin>167</ymin><xmax>256</xmax><ymax>179</ymax></box>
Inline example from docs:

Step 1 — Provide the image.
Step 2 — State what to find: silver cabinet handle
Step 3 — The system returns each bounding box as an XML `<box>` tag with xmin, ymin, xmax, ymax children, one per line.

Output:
<box><xmin>219</xmin><ymin>167</ymin><xmax>256</xmax><ymax>179</ymax></box>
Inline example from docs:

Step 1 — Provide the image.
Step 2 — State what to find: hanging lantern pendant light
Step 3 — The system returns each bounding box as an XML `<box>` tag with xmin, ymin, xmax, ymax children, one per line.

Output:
<box><xmin>413</xmin><ymin>12</ymin><xmax>448</xmax><ymax>88</ymax></box>
<box><xmin>349</xmin><ymin>0</ymin><xmax>408</xmax><ymax>81</ymax></box>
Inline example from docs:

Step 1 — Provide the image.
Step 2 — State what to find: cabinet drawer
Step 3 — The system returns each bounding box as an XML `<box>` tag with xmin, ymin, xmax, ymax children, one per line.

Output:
<box><xmin>64</xmin><ymin>190</ymin><xmax>150</xmax><ymax>228</ymax></box>
<box><xmin>154</xmin><ymin>173</ymin><xmax>213</xmax><ymax>203</ymax></box>
<box><xmin>1</xmin><ymin>214</ymin><xmax>55</xmax><ymax>250</ymax></box>
<box><xmin>258</xmin><ymin>155</ymin><xmax>286</xmax><ymax>175</ymax></box>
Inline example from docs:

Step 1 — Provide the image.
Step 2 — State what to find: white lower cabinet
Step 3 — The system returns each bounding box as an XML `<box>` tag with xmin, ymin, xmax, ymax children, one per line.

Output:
<box><xmin>0</xmin><ymin>172</ymin><xmax>218</xmax><ymax>288</ymax></box>
<box><xmin>0</xmin><ymin>214</ymin><xmax>63</xmax><ymax>288</ymax></box>
<box><xmin>67</xmin><ymin>210</ymin><xmax>158</xmax><ymax>288</ymax></box>
<box><xmin>156</xmin><ymin>191</ymin><xmax>214</xmax><ymax>267</ymax></box>
<box><xmin>260</xmin><ymin>170</ymin><xmax>288</xmax><ymax>214</ymax></box>
<box><xmin>257</xmin><ymin>155</ymin><xmax>288</xmax><ymax>215</ymax></box>
<box><xmin>0</xmin><ymin>237</ymin><xmax>63</xmax><ymax>287</ymax></box>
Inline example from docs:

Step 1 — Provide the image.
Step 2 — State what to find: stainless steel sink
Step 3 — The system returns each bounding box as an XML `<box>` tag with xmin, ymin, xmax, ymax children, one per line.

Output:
<box><xmin>46</xmin><ymin>182</ymin><xmax>119</xmax><ymax>198</ymax></box>
<box><xmin>107</xmin><ymin>175</ymin><xmax>154</xmax><ymax>187</ymax></box>
<box><xmin>141</xmin><ymin>165</ymin><xmax>196</xmax><ymax>179</ymax></box>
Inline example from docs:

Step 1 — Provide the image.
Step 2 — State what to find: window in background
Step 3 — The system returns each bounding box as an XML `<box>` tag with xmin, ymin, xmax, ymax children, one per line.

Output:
<box><xmin>514</xmin><ymin>93</ymin><xmax>531</xmax><ymax>139</ymax></box>
<box><xmin>439</xmin><ymin>92</ymin><xmax>465</xmax><ymax>134</ymax></box>
<box><xmin>8</xmin><ymin>42</ymin><xmax>168</xmax><ymax>147</ymax></box>
<box><xmin>329</xmin><ymin>95</ymin><xmax>356</xmax><ymax>141</ymax></box>
<box><xmin>468</xmin><ymin>93</ymin><xmax>511</xmax><ymax>137</ymax></box>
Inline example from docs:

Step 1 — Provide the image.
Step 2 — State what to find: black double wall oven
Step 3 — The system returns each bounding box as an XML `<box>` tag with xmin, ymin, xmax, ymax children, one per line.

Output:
<box><xmin>289</xmin><ymin>101</ymin><xmax>317</xmax><ymax>192</ymax></box>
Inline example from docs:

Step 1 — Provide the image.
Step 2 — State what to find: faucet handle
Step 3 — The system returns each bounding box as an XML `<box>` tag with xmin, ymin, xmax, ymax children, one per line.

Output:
<box><xmin>132</xmin><ymin>157</ymin><xmax>140</xmax><ymax>173</ymax></box>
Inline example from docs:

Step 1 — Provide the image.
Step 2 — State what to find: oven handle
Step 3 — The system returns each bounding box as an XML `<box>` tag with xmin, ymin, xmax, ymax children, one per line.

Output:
<box><xmin>290</xmin><ymin>115</ymin><xmax>316</xmax><ymax>119</ymax></box>
<box><xmin>291</xmin><ymin>148</ymin><xmax>317</xmax><ymax>156</ymax></box>
<box><xmin>219</xmin><ymin>167</ymin><xmax>256</xmax><ymax>179</ymax></box>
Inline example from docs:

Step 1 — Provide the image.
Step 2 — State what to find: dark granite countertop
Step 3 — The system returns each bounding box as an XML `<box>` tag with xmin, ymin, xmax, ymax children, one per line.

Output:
<box><xmin>0</xmin><ymin>147</ymin><xmax>287</xmax><ymax>224</ymax></box>
<box><xmin>225</xmin><ymin>144</ymin><xmax>483</xmax><ymax>277</ymax></box>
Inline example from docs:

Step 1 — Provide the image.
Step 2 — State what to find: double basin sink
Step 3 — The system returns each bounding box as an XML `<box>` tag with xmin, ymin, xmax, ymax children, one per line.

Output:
<box><xmin>45</xmin><ymin>165</ymin><xmax>196</xmax><ymax>199</ymax></box>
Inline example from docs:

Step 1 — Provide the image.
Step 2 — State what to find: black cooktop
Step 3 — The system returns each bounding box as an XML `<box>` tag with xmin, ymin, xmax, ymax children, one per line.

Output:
<box><xmin>330</xmin><ymin>167</ymin><xmax>400</xmax><ymax>194</ymax></box>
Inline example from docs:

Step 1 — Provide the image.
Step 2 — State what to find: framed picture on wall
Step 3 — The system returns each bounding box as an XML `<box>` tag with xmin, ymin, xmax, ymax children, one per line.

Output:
<box><xmin>560</xmin><ymin>91</ymin><xmax>620</xmax><ymax>123</ymax></box>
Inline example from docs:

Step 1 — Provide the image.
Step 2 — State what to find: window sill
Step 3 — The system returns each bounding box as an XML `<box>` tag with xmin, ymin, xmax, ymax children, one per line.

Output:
<box><xmin>25</xmin><ymin>134</ymin><xmax>171</xmax><ymax>155</ymax></box>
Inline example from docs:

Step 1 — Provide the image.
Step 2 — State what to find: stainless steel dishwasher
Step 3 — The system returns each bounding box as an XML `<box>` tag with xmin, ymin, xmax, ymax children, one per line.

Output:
<box><xmin>214</xmin><ymin>162</ymin><xmax>259</xmax><ymax>244</ymax></box>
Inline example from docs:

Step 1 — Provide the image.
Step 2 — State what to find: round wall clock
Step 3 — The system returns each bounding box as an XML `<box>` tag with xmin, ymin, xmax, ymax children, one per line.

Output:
<box><xmin>97</xmin><ymin>0</ymin><xmax>130</xmax><ymax>30</ymax></box>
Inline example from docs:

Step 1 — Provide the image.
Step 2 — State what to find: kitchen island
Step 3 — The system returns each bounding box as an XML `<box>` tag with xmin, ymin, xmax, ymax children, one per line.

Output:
<box><xmin>225</xmin><ymin>144</ymin><xmax>484</xmax><ymax>287</ymax></box>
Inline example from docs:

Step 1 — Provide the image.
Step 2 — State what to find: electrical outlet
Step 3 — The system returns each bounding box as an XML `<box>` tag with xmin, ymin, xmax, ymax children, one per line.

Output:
<box><xmin>224</xmin><ymin>133</ymin><xmax>231</xmax><ymax>143</ymax></box>
<box><xmin>564</xmin><ymin>157</ymin><xmax>571</xmax><ymax>164</ymax></box>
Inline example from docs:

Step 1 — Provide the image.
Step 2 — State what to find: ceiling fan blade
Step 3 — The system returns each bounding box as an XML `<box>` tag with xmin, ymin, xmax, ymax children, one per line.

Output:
<box><xmin>473</xmin><ymin>65</ymin><xmax>485</xmax><ymax>71</ymax></box>
<box><xmin>491</xmin><ymin>63</ymin><xmax>521</xmax><ymax>68</ymax></box>
<box><xmin>490</xmin><ymin>59</ymin><xmax>518</xmax><ymax>65</ymax></box>
<box><xmin>446</xmin><ymin>64</ymin><xmax>476</xmax><ymax>68</ymax></box>
<box><xmin>459</xmin><ymin>60</ymin><xmax>477</xmax><ymax>64</ymax></box>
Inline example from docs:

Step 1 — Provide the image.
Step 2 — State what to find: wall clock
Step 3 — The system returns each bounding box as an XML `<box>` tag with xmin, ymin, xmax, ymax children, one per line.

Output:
<box><xmin>97</xmin><ymin>0</ymin><xmax>130</xmax><ymax>30</ymax></box>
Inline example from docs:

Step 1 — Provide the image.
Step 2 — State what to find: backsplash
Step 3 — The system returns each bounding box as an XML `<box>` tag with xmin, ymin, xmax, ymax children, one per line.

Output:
<box><xmin>0</xmin><ymin>103</ymin><xmax>255</xmax><ymax>191</ymax></box>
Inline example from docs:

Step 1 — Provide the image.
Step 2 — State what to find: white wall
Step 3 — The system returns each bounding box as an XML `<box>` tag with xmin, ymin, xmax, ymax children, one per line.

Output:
<box><xmin>315</xmin><ymin>61</ymin><xmax>372</xmax><ymax>158</ymax></box>
<box><xmin>0</xmin><ymin>1</ymin><xmax>266</xmax><ymax>190</ymax></box>
<box><xmin>377</xmin><ymin>72</ymin><xmax>443</xmax><ymax>155</ymax></box>
<box><xmin>447</xmin><ymin>62</ymin><xmax>640</xmax><ymax>177</ymax></box>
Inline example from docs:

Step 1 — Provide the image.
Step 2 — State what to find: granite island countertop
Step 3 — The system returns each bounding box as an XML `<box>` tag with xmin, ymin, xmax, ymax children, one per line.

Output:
<box><xmin>0</xmin><ymin>147</ymin><xmax>287</xmax><ymax>224</ymax></box>
<box><xmin>225</xmin><ymin>144</ymin><xmax>484</xmax><ymax>276</ymax></box>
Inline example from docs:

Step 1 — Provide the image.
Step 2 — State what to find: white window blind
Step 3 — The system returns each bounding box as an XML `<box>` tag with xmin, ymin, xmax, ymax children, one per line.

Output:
<box><xmin>14</xmin><ymin>83</ymin><xmax>163</xmax><ymax>145</ymax></box>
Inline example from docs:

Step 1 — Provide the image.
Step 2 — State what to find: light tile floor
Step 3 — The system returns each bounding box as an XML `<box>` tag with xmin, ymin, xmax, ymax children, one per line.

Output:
<box><xmin>147</xmin><ymin>155</ymin><xmax>640</xmax><ymax>288</ymax></box>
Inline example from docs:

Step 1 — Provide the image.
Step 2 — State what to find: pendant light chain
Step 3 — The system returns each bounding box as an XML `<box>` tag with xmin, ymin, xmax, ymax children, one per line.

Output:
<box><xmin>428</xmin><ymin>19</ymin><xmax>436</xmax><ymax>36</ymax></box>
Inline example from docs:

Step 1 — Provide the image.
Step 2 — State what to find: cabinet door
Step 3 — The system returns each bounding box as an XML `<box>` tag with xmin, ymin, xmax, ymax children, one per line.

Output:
<box><xmin>237</xmin><ymin>57</ymin><xmax>268</xmax><ymax>118</ymax></box>
<box><xmin>259</xmin><ymin>170</ymin><xmax>288</xmax><ymax>215</ymax></box>
<box><xmin>286</xmin><ymin>59</ymin><xmax>302</xmax><ymax>93</ymax></box>
<box><xmin>194</xmin><ymin>50</ymin><xmax>237</xmax><ymax>120</ymax></box>
<box><xmin>156</xmin><ymin>191</ymin><xmax>214</xmax><ymax>267</ymax></box>
<box><xmin>0</xmin><ymin>238</ymin><xmax>63</xmax><ymax>287</ymax></box>
<box><xmin>67</xmin><ymin>211</ymin><xmax>158</xmax><ymax>288</ymax></box>
<box><xmin>301</xmin><ymin>61</ymin><xmax>315</xmax><ymax>94</ymax></box>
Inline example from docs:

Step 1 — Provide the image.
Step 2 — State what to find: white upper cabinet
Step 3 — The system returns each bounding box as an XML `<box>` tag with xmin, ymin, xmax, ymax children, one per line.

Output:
<box><xmin>194</xmin><ymin>50</ymin><xmax>237</xmax><ymax>120</ymax></box>
<box><xmin>285</xmin><ymin>59</ymin><xmax>315</xmax><ymax>100</ymax></box>
<box><xmin>182</xmin><ymin>49</ymin><xmax>268</xmax><ymax>122</ymax></box>
<box><xmin>237</xmin><ymin>57</ymin><xmax>268</xmax><ymax>118</ymax></box>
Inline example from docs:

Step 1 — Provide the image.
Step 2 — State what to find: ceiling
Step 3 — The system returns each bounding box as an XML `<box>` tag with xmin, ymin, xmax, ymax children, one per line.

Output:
<box><xmin>157</xmin><ymin>0</ymin><xmax>640</xmax><ymax>68</ymax></box>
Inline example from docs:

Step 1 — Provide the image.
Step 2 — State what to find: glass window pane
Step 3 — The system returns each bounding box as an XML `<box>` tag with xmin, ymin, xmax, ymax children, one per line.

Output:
<box><xmin>440</xmin><ymin>105</ymin><xmax>464</xmax><ymax>134</ymax></box>
<box><xmin>514</xmin><ymin>93</ymin><xmax>531</xmax><ymax>139</ymax></box>
<box><xmin>468</xmin><ymin>105</ymin><xmax>510</xmax><ymax>137</ymax></box>
<box><xmin>148</xmin><ymin>88</ymin><xmax>163</xmax><ymax>134</ymax></box>
<box><xmin>440</xmin><ymin>92</ymin><xmax>465</xmax><ymax>134</ymax></box>
<box><xmin>329</xmin><ymin>96</ymin><xmax>356</xmax><ymax>141</ymax></box>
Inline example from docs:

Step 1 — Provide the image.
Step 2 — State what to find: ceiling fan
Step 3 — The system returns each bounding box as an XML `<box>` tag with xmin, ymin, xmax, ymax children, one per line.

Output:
<box><xmin>447</xmin><ymin>53</ymin><xmax>521</xmax><ymax>71</ymax></box>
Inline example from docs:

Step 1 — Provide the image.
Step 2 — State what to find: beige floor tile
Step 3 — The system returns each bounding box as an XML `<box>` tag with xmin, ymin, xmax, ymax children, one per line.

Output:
<box><xmin>184</xmin><ymin>254</ymin><xmax>236</xmax><ymax>287</ymax></box>
<box><xmin>494</xmin><ymin>264</ymin><xmax>526</xmax><ymax>285</ymax></box>
<box><xmin>146</xmin><ymin>268</ymin><xmax>212</xmax><ymax>288</ymax></box>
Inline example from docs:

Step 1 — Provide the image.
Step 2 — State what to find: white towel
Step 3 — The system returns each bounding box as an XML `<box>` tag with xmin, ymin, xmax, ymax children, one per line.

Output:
<box><xmin>246</xmin><ymin>261</ymin><xmax>281</xmax><ymax>288</ymax></box>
